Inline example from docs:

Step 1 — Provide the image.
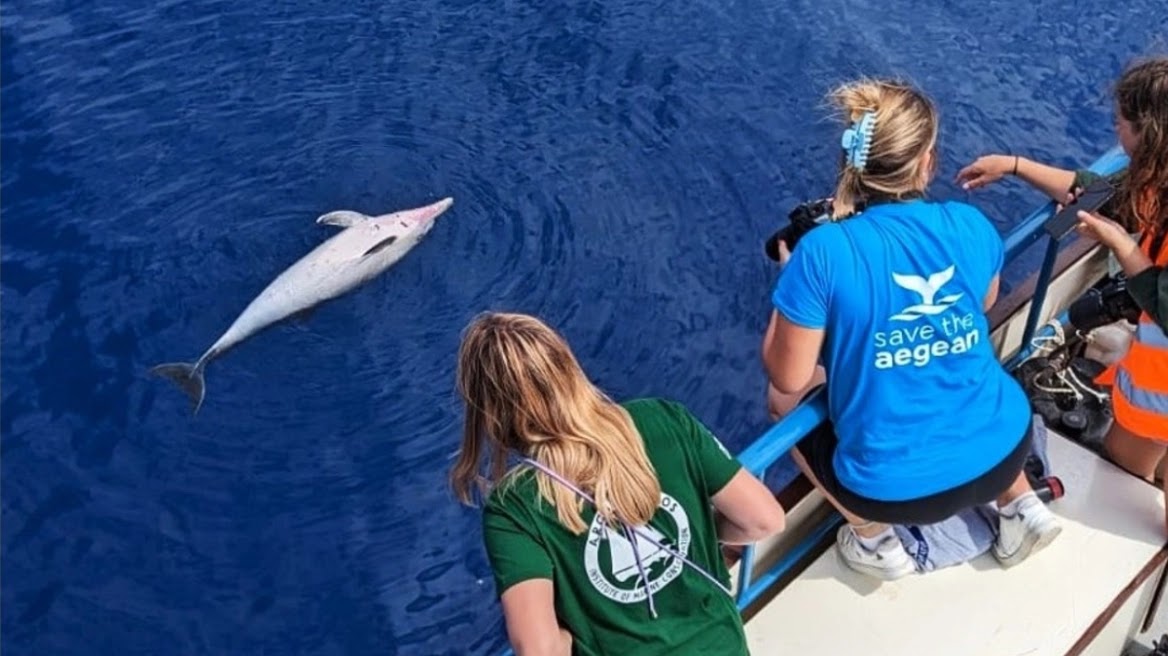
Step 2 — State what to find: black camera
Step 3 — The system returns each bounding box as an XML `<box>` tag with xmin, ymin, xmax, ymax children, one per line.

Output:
<box><xmin>1015</xmin><ymin>342</ymin><xmax>1113</xmax><ymax>453</ymax></box>
<box><xmin>1066</xmin><ymin>274</ymin><xmax>1142</xmax><ymax>333</ymax></box>
<box><xmin>764</xmin><ymin>197</ymin><xmax>833</xmax><ymax>262</ymax></box>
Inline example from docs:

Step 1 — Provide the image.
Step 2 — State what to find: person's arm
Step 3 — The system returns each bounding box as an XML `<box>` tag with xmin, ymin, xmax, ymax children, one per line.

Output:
<box><xmin>762</xmin><ymin>310</ymin><xmax>825</xmax><ymax>394</ymax></box>
<box><xmin>500</xmin><ymin>580</ymin><xmax>573</xmax><ymax>656</ymax></box>
<box><xmin>666</xmin><ymin>401</ymin><xmax>786</xmax><ymax>545</ymax></box>
<box><xmin>984</xmin><ymin>274</ymin><xmax>1001</xmax><ymax>311</ymax></box>
<box><xmin>1127</xmin><ymin>265</ymin><xmax>1168</xmax><ymax>330</ymax></box>
<box><xmin>765</xmin><ymin>366</ymin><xmax>827</xmax><ymax>421</ymax></box>
<box><xmin>957</xmin><ymin>154</ymin><xmax>1077</xmax><ymax>202</ymax></box>
<box><xmin>763</xmin><ymin>233</ymin><xmax>830</xmax><ymax>395</ymax></box>
<box><xmin>712</xmin><ymin>469</ymin><xmax>786</xmax><ymax>544</ymax></box>
<box><xmin>484</xmin><ymin>495</ymin><xmax>566</xmax><ymax>655</ymax></box>
<box><xmin>1108</xmin><ymin>235</ymin><xmax>1156</xmax><ymax>278</ymax></box>
<box><xmin>1075</xmin><ymin>210</ymin><xmax>1164</xmax><ymax>329</ymax></box>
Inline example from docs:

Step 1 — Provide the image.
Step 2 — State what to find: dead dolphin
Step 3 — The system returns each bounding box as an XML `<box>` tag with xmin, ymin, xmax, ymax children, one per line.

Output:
<box><xmin>152</xmin><ymin>197</ymin><xmax>453</xmax><ymax>413</ymax></box>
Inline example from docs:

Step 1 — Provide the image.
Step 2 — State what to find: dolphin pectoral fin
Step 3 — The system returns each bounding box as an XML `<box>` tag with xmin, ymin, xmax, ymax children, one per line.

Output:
<box><xmin>316</xmin><ymin>211</ymin><xmax>368</xmax><ymax>229</ymax></box>
<box><xmin>360</xmin><ymin>235</ymin><xmax>399</xmax><ymax>257</ymax></box>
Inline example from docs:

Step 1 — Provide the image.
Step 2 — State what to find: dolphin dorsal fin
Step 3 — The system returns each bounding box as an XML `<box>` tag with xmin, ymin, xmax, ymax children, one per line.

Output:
<box><xmin>316</xmin><ymin>211</ymin><xmax>369</xmax><ymax>229</ymax></box>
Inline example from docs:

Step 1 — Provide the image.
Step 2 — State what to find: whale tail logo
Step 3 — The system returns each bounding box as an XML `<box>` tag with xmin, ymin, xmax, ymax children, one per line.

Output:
<box><xmin>890</xmin><ymin>265</ymin><xmax>964</xmax><ymax>321</ymax></box>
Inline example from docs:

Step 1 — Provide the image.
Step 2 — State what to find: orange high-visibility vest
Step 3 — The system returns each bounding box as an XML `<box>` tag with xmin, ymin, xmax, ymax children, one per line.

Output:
<box><xmin>1096</xmin><ymin>230</ymin><xmax>1168</xmax><ymax>441</ymax></box>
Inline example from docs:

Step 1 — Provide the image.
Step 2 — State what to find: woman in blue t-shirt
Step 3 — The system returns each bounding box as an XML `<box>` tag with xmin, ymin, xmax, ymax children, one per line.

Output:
<box><xmin>761</xmin><ymin>78</ymin><xmax>1061</xmax><ymax>580</ymax></box>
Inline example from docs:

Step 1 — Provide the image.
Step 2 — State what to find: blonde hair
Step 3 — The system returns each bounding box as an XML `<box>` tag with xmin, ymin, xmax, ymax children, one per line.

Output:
<box><xmin>450</xmin><ymin>312</ymin><xmax>661</xmax><ymax>534</ymax></box>
<box><xmin>829</xmin><ymin>78</ymin><xmax>939</xmax><ymax>218</ymax></box>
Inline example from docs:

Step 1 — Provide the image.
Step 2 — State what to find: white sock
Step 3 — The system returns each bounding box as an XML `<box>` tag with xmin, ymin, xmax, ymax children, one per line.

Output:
<box><xmin>854</xmin><ymin>525</ymin><xmax>895</xmax><ymax>551</ymax></box>
<box><xmin>999</xmin><ymin>491</ymin><xmax>1037</xmax><ymax>516</ymax></box>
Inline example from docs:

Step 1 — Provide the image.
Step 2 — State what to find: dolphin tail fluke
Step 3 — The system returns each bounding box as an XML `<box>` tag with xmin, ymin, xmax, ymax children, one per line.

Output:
<box><xmin>151</xmin><ymin>361</ymin><xmax>207</xmax><ymax>415</ymax></box>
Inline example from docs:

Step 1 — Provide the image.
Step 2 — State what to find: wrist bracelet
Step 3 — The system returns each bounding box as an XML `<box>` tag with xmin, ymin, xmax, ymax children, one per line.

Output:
<box><xmin>1012</xmin><ymin>155</ymin><xmax>1019</xmax><ymax>176</ymax></box>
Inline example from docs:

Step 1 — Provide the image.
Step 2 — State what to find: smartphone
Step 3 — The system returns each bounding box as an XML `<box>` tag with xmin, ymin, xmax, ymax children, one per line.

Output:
<box><xmin>1043</xmin><ymin>178</ymin><xmax>1114</xmax><ymax>240</ymax></box>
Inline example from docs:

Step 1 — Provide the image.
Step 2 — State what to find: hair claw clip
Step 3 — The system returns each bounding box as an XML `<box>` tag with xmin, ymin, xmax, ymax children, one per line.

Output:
<box><xmin>841</xmin><ymin>111</ymin><xmax>877</xmax><ymax>171</ymax></box>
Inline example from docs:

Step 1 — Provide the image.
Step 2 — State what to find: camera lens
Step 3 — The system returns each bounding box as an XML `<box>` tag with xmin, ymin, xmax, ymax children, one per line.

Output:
<box><xmin>1068</xmin><ymin>289</ymin><xmax>1106</xmax><ymax>332</ymax></box>
<box><xmin>764</xmin><ymin>230</ymin><xmax>787</xmax><ymax>262</ymax></box>
<box><xmin>1061</xmin><ymin>409</ymin><xmax>1088</xmax><ymax>431</ymax></box>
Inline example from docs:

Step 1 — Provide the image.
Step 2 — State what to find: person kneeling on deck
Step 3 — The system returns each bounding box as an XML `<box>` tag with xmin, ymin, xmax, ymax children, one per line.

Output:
<box><xmin>761</xmin><ymin>78</ymin><xmax>1062</xmax><ymax>581</ymax></box>
<box><xmin>959</xmin><ymin>57</ymin><xmax>1168</xmax><ymax>536</ymax></box>
<box><xmin>452</xmin><ymin>312</ymin><xmax>785</xmax><ymax>656</ymax></box>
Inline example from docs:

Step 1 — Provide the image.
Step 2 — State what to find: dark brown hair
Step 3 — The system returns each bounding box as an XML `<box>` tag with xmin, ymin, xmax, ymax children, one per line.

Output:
<box><xmin>1114</xmin><ymin>57</ymin><xmax>1168</xmax><ymax>235</ymax></box>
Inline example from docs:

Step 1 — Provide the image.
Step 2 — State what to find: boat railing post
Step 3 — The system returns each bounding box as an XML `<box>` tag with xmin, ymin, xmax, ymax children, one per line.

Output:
<box><xmin>736</xmin><ymin>543</ymin><xmax>756</xmax><ymax>608</ymax></box>
<box><xmin>1020</xmin><ymin>235</ymin><xmax>1062</xmax><ymax>351</ymax></box>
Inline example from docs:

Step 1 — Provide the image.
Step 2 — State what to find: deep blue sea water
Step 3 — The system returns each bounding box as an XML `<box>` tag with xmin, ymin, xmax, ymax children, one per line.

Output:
<box><xmin>2</xmin><ymin>1</ymin><xmax>1165</xmax><ymax>654</ymax></box>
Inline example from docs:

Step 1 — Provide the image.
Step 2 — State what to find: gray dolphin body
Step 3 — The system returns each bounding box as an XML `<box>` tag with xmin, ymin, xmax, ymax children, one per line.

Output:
<box><xmin>152</xmin><ymin>197</ymin><xmax>453</xmax><ymax>413</ymax></box>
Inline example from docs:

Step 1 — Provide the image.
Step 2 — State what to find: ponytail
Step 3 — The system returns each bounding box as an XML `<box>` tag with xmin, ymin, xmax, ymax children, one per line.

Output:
<box><xmin>827</xmin><ymin>78</ymin><xmax>938</xmax><ymax>219</ymax></box>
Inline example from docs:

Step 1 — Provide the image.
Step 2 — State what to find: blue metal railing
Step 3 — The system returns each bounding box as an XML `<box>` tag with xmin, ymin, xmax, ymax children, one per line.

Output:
<box><xmin>498</xmin><ymin>148</ymin><xmax>1129</xmax><ymax>653</ymax></box>
<box><xmin>734</xmin><ymin>389</ymin><xmax>834</xmax><ymax>609</ymax></box>
<box><xmin>732</xmin><ymin>146</ymin><xmax>1129</xmax><ymax>611</ymax></box>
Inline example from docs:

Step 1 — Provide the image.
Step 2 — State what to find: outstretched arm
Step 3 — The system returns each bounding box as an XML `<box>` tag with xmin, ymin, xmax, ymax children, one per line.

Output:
<box><xmin>957</xmin><ymin>154</ymin><xmax>1077</xmax><ymax>202</ymax></box>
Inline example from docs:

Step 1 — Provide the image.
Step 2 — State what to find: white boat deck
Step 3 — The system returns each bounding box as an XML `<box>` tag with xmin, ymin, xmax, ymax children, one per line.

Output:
<box><xmin>745</xmin><ymin>431</ymin><xmax>1167</xmax><ymax>656</ymax></box>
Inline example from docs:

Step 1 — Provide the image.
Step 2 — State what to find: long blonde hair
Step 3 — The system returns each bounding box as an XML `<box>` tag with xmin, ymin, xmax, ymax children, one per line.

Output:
<box><xmin>450</xmin><ymin>312</ymin><xmax>661</xmax><ymax>534</ymax></box>
<box><xmin>829</xmin><ymin>78</ymin><xmax>939</xmax><ymax>218</ymax></box>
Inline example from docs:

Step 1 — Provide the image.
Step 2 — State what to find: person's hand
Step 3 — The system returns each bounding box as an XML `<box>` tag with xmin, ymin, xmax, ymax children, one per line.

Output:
<box><xmin>1077</xmin><ymin>210</ymin><xmax>1156</xmax><ymax>277</ymax></box>
<box><xmin>1054</xmin><ymin>188</ymin><xmax>1082</xmax><ymax>215</ymax></box>
<box><xmin>956</xmin><ymin>154</ymin><xmax>1014</xmax><ymax>190</ymax></box>
<box><xmin>1075</xmin><ymin>209</ymin><xmax>1138</xmax><ymax>253</ymax></box>
<box><xmin>776</xmin><ymin>238</ymin><xmax>792</xmax><ymax>268</ymax></box>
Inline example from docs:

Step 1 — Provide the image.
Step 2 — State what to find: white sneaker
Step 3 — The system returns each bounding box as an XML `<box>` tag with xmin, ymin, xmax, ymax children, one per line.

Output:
<box><xmin>835</xmin><ymin>524</ymin><xmax>917</xmax><ymax>580</ymax></box>
<box><xmin>993</xmin><ymin>492</ymin><xmax>1062</xmax><ymax>567</ymax></box>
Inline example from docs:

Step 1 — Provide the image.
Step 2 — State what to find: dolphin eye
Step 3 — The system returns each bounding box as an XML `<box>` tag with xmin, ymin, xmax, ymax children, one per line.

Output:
<box><xmin>361</xmin><ymin>235</ymin><xmax>398</xmax><ymax>257</ymax></box>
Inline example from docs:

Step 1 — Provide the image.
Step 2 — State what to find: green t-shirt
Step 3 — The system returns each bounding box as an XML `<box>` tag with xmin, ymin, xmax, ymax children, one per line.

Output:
<box><xmin>482</xmin><ymin>398</ymin><xmax>748</xmax><ymax>656</ymax></box>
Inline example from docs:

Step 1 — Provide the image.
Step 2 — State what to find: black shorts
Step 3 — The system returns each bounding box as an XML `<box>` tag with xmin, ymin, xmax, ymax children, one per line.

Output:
<box><xmin>794</xmin><ymin>420</ymin><xmax>1032</xmax><ymax>525</ymax></box>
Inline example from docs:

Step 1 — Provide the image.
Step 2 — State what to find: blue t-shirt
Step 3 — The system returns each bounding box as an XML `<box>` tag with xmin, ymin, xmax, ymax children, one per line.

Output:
<box><xmin>772</xmin><ymin>199</ymin><xmax>1030</xmax><ymax>501</ymax></box>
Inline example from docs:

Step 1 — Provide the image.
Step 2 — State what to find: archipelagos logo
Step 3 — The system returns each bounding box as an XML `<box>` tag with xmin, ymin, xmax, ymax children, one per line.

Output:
<box><xmin>583</xmin><ymin>493</ymin><xmax>691</xmax><ymax>604</ymax></box>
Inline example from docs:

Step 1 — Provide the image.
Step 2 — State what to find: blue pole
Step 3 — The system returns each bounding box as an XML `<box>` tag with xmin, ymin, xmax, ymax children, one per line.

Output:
<box><xmin>737</xmin><ymin>544</ymin><xmax>756</xmax><ymax>606</ymax></box>
<box><xmin>1020</xmin><ymin>236</ymin><xmax>1062</xmax><ymax>352</ymax></box>
<box><xmin>735</xmin><ymin>514</ymin><xmax>843</xmax><ymax>610</ymax></box>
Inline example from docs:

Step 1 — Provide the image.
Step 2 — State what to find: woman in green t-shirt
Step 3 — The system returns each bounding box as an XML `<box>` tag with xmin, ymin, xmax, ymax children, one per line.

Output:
<box><xmin>450</xmin><ymin>312</ymin><xmax>785</xmax><ymax>656</ymax></box>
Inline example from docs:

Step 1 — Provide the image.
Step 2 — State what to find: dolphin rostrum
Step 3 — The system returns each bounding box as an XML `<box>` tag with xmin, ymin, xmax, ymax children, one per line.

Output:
<box><xmin>152</xmin><ymin>197</ymin><xmax>453</xmax><ymax>414</ymax></box>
